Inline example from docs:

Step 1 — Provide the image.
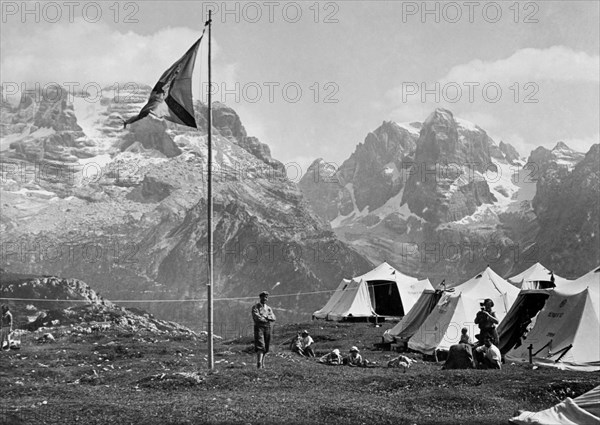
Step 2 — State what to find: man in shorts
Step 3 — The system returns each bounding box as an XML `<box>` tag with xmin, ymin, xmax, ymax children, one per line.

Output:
<box><xmin>252</xmin><ymin>291</ymin><xmax>276</xmax><ymax>369</ymax></box>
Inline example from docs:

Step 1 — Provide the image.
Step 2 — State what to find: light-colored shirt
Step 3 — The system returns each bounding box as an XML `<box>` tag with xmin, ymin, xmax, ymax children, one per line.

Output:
<box><xmin>347</xmin><ymin>353</ymin><xmax>363</xmax><ymax>366</ymax></box>
<box><xmin>319</xmin><ymin>352</ymin><xmax>342</xmax><ymax>365</ymax></box>
<box><xmin>252</xmin><ymin>302</ymin><xmax>276</xmax><ymax>325</ymax></box>
<box><xmin>301</xmin><ymin>335</ymin><xmax>314</xmax><ymax>349</ymax></box>
<box><xmin>477</xmin><ymin>344</ymin><xmax>502</xmax><ymax>368</ymax></box>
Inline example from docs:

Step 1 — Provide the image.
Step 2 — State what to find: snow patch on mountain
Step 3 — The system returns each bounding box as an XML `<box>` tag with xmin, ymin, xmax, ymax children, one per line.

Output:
<box><xmin>383</xmin><ymin>162</ymin><xmax>401</xmax><ymax>179</ymax></box>
<box><xmin>0</xmin><ymin>127</ymin><xmax>56</xmax><ymax>151</ymax></box>
<box><xmin>371</xmin><ymin>187</ymin><xmax>424</xmax><ymax>222</ymax></box>
<box><xmin>446</xmin><ymin>159</ymin><xmax>531</xmax><ymax>223</ymax></box>
<box><xmin>455</xmin><ymin>117</ymin><xmax>480</xmax><ymax>132</ymax></box>
<box><xmin>395</xmin><ymin>122</ymin><xmax>421</xmax><ymax>136</ymax></box>
<box><xmin>72</xmin><ymin>96</ymin><xmax>110</xmax><ymax>141</ymax></box>
<box><xmin>330</xmin><ymin>183</ymin><xmax>369</xmax><ymax>228</ymax></box>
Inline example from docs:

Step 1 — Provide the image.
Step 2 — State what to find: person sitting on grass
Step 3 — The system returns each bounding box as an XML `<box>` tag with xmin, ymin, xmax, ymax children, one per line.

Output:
<box><xmin>318</xmin><ymin>349</ymin><xmax>343</xmax><ymax>365</ymax></box>
<box><xmin>475</xmin><ymin>337</ymin><xmax>502</xmax><ymax>370</ymax></box>
<box><xmin>442</xmin><ymin>329</ymin><xmax>475</xmax><ymax>370</ymax></box>
<box><xmin>290</xmin><ymin>333</ymin><xmax>305</xmax><ymax>357</ymax></box>
<box><xmin>300</xmin><ymin>330</ymin><xmax>315</xmax><ymax>357</ymax></box>
<box><xmin>459</xmin><ymin>327</ymin><xmax>472</xmax><ymax>345</ymax></box>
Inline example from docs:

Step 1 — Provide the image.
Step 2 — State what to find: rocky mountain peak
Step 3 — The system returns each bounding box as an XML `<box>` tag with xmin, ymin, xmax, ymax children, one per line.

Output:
<box><xmin>499</xmin><ymin>141</ymin><xmax>521</xmax><ymax>164</ymax></box>
<box><xmin>531</xmin><ymin>143</ymin><xmax>599</xmax><ymax>276</ymax></box>
<box><xmin>528</xmin><ymin>141</ymin><xmax>584</xmax><ymax>173</ymax></box>
<box><xmin>423</xmin><ymin>108</ymin><xmax>455</xmax><ymax>128</ymax></box>
<box><xmin>552</xmin><ymin>141</ymin><xmax>573</xmax><ymax>152</ymax></box>
<box><xmin>195</xmin><ymin>101</ymin><xmax>284</xmax><ymax>171</ymax></box>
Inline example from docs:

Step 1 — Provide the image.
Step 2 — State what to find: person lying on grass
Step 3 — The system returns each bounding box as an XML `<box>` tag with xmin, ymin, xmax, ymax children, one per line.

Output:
<box><xmin>345</xmin><ymin>346</ymin><xmax>363</xmax><ymax>366</ymax></box>
<box><xmin>318</xmin><ymin>349</ymin><xmax>343</xmax><ymax>365</ymax></box>
<box><xmin>344</xmin><ymin>346</ymin><xmax>376</xmax><ymax>367</ymax></box>
<box><xmin>388</xmin><ymin>355</ymin><xmax>415</xmax><ymax>372</ymax></box>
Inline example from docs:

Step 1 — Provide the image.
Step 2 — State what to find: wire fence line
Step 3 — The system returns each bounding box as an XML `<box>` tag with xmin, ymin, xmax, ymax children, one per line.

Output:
<box><xmin>0</xmin><ymin>288</ymin><xmax>341</xmax><ymax>303</ymax></box>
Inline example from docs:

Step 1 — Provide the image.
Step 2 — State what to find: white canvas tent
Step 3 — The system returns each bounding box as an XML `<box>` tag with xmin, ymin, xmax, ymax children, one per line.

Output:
<box><xmin>313</xmin><ymin>278</ymin><xmax>374</xmax><ymax>320</ymax></box>
<box><xmin>505</xmin><ymin>266</ymin><xmax>600</xmax><ymax>372</ymax></box>
<box><xmin>497</xmin><ymin>288</ymin><xmax>552</xmax><ymax>355</ymax></box>
<box><xmin>408</xmin><ymin>267</ymin><xmax>519</xmax><ymax>355</ymax></box>
<box><xmin>509</xmin><ymin>262</ymin><xmax>570</xmax><ymax>290</ymax></box>
<box><xmin>382</xmin><ymin>289</ymin><xmax>444</xmax><ymax>343</ymax></box>
<box><xmin>313</xmin><ymin>262</ymin><xmax>433</xmax><ymax>321</ymax></box>
<box><xmin>510</xmin><ymin>385</ymin><xmax>600</xmax><ymax>424</ymax></box>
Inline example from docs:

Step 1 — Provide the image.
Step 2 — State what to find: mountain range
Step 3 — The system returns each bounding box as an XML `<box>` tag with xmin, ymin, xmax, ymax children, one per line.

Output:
<box><xmin>1</xmin><ymin>85</ymin><xmax>598</xmax><ymax>327</ymax></box>
<box><xmin>299</xmin><ymin>108</ymin><xmax>598</xmax><ymax>285</ymax></box>
<box><xmin>0</xmin><ymin>85</ymin><xmax>372</xmax><ymax>329</ymax></box>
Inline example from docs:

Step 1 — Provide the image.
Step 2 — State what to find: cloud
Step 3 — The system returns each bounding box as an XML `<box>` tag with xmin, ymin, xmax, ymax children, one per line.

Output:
<box><xmin>0</xmin><ymin>18</ymin><xmax>233</xmax><ymax>99</ymax></box>
<box><xmin>441</xmin><ymin>46</ymin><xmax>599</xmax><ymax>85</ymax></box>
<box><xmin>560</xmin><ymin>134</ymin><xmax>600</xmax><ymax>154</ymax></box>
<box><xmin>389</xmin><ymin>102</ymin><xmax>433</xmax><ymax>124</ymax></box>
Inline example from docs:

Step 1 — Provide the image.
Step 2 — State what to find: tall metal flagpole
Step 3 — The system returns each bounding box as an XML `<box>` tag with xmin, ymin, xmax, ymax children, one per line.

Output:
<box><xmin>206</xmin><ymin>9</ymin><xmax>214</xmax><ymax>370</ymax></box>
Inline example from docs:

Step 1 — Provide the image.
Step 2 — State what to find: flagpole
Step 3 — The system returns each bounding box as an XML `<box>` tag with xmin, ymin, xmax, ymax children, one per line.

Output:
<box><xmin>206</xmin><ymin>9</ymin><xmax>214</xmax><ymax>371</ymax></box>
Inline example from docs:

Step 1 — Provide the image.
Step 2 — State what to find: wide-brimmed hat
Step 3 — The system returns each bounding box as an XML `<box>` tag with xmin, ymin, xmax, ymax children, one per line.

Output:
<box><xmin>332</xmin><ymin>349</ymin><xmax>340</xmax><ymax>355</ymax></box>
<box><xmin>350</xmin><ymin>346</ymin><xmax>359</xmax><ymax>353</ymax></box>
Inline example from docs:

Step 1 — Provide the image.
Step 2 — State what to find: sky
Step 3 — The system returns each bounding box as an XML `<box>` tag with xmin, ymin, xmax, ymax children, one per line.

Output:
<box><xmin>1</xmin><ymin>1</ymin><xmax>599</xmax><ymax>175</ymax></box>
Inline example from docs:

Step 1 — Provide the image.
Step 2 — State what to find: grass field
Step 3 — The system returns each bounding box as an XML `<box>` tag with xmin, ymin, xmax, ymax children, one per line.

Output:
<box><xmin>1</xmin><ymin>321</ymin><xmax>597</xmax><ymax>425</ymax></box>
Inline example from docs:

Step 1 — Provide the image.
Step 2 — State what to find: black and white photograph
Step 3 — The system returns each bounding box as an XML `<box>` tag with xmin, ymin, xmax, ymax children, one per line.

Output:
<box><xmin>1</xmin><ymin>1</ymin><xmax>599</xmax><ymax>423</ymax></box>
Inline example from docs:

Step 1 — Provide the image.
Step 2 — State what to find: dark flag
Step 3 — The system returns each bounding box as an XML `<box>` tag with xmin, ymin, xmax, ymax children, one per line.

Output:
<box><xmin>124</xmin><ymin>35</ymin><xmax>203</xmax><ymax>129</ymax></box>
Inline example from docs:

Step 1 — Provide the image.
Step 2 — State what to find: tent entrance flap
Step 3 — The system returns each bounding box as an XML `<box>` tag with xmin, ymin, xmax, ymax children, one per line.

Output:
<box><xmin>367</xmin><ymin>280</ymin><xmax>404</xmax><ymax>316</ymax></box>
<box><xmin>498</xmin><ymin>292</ymin><xmax>549</xmax><ymax>355</ymax></box>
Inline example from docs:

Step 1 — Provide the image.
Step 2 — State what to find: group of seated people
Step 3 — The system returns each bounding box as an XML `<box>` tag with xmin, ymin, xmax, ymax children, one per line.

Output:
<box><xmin>290</xmin><ymin>330</ymin><xmax>316</xmax><ymax>357</ymax></box>
<box><xmin>442</xmin><ymin>327</ymin><xmax>502</xmax><ymax>370</ymax></box>
<box><xmin>290</xmin><ymin>330</ymin><xmax>374</xmax><ymax>366</ymax></box>
<box><xmin>295</xmin><ymin>296</ymin><xmax>505</xmax><ymax>371</ymax></box>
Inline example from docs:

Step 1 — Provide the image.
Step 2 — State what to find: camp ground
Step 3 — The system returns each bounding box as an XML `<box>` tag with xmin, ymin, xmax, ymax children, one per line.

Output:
<box><xmin>504</xmin><ymin>266</ymin><xmax>600</xmax><ymax>372</ymax></box>
<box><xmin>407</xmin><ymin>267</ymin><xmax>520</xmax><ymax>356</ymax></box>
<box><xmin>313</xmin><ymin>262</ymin><xmax>433</xmax><ymax>321</ymax></box>
<box><xmin>508</xmin><ymin>262</ymin><xmax>571</xmax><ymax>290</ymax></box>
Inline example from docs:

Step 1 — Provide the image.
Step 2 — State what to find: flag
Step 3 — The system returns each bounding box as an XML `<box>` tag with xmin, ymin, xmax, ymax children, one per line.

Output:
<box><xmin>124</xmin><ymin>35</ymin><xmax>203</xmax><ymax>129</ymax></box>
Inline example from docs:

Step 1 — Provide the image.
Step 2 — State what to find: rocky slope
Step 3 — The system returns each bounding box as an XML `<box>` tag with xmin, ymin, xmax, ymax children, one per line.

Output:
<box><xmin>299</xmin><ymin>121</ymin><xmax>420</xmax><ymax>222</ymax></box>
<box><xmin>529</xmin><ymin>143</ymin><xmax>599</xmax><ymax>275</ymax></box>
<box><xmin>0</xmin><ymin>270</ymin><xmax>195</xmax><ymax>336</ymax></box>
<box><xmin>299</xmin><ymin>108</ymin><xmax>597</xmax><ymax>284</ymax></box>
<box><xmin>0</xmin><ymin>85</ymin><xmax>373</xmax><ymax>328</ymax></box>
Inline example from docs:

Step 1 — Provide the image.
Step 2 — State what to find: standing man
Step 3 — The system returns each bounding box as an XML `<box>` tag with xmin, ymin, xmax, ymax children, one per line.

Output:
<box><xmin>474</xmin><ymin>298</ymin><xmax>499</xmax><ymax>345</ymax></box>
<box><xmin>252</xmin><ymin>291</ymin><xmax>276</xmax><ymax>369</ymax></box>
<box><xmin>1</xmin><ymin>305</ymin><xmax>13</xmax><ymax>350</ymax></box>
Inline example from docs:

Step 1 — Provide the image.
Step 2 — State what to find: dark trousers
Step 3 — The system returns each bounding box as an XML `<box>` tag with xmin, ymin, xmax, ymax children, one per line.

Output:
<box><xmin>477</xmin><ymin>327</ymin><xmax>498</xmax><ymax>345</ymax></box>
<box><xmin>254</xmin><ymin>324</ymin><xmax>271</xmax><ymax>353</ymax></box>
<box><xmin>302</xmin><ymin>347</ymin><xmax>315</xmax><ymax>357</ymax></box>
